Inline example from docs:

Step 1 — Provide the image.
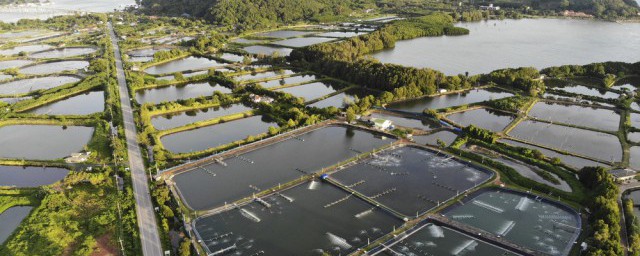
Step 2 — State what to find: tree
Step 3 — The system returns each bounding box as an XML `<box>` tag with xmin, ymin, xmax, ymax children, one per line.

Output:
<box><xmin>345</xmin><ymin>107</ymin><xmax>356</xmax><ymax>123</ymax></box>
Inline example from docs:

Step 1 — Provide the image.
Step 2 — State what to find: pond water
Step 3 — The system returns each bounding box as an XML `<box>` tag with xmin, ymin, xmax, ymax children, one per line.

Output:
<box><xmin>0</xmin><ymin>59</ymin><xmax>33</xmax><ymax>69</ymax></box>
<box><xmin>0</xmin><ymin>206</ymin><xmax>32</xmax><ymax>244</ymax></box>
<box><xmin>231</xmin><ymin>38</ymin><xmax>265</xmax><ymax>44</ymax></box>
<box><xmin>331</xmin><ymin>146</ymin><xmax>492</xmax><ymax>216</ymax></box>
<box><xmin>631</xmin><ymin>147</ymin><xmax>640</xmax><ymax>170</ymax></box>
<box><xmin>387</xmin><ymin>88</ymin><xmax>513</xmax><ymax>113</ymax></box>
<box><xmin>307</xmin><ymin>89</ymin><xmax>375</xmax><ymax>109</ymax></box>
<box><xmin>0</xmin><ymin>75</ymin><xmax>12</xmax><ymax>81</ymax></box>
<box><xmin>413</xmin><ymin>131</ymin><xmax>458</xmax><ymax>147</ymax></box>
<box><xmin>630</xmin><ymin>132</ymin><xmax>640</xmax><ymax>143</ymax></box>
<box><xmin>446</xmin><ymin>108</ymin><xmax>514</xmax><ymax>132</ymax></box>
<box><xmin>243</xmin><ymin>45</ymin><xmax>293</xmax><ymax>56</ymax></box>
<box><xmin>135</xmin><ymin>82</ymin><xmax>231</xmax><ymax>105</ymax></box>
<box><xmin>234</xmin><ymin>70</ymin><xmax>295</xmax><ymax>83</ymax></box>
<box><xmin>632</xmin><ymin>102</ymin><xmax>640</xmax><ymax>112</ymax></box>
<box><xmin>276</xmin><ymin>82</ymin><xmax>340</xmax><ymax>102</ymax></box>
<box><xmin>631</xmin><ymin>113</ymin><xmax>640</xmax><ymax>129</ymax></box>
<box><xmin>173</xmin><ymin>126</ymin><xmax>393</xmax><ymax>210</ymax></box>
<box><xmin>26</xmin><ymin>91</ymin><xmax>104</xmax><ymax>115</ymax></box>
<box><xmin>0</xmin><ymin>125</ymin><xmax>93</xmax><ymax>160</ymax></box>
<box><xmin>372</xmin><ymin>19</ymin><xmax>640</xmax><ymax>75</ymax></box>
<box><xmin>0</xmin><ymin>96</ymin><xmax>30</xmax><ymax>104</ymax></box>
<box><xmin>151</xmin><ymin>104</ymin><xmax>253</xmax><ymax>130</ymax></box>
<box><xmin>318</xmin><ymin>31</ymin><xmax>368</xmax><ymax>38</ymax></box>
<box><xmin>0</xmin><ymin>76</ymin><xmax>80</xmax><ymax>95</ymax></box>
<box><xmin>255</xmin><ymin>30</ymin><xmax>317</xmax><ymax>38</ymax></box>
<box><xmin>0</xmin><ymin>0</ymin><xmax>135</xmax><ymax>23</ymax></box>
<box><xmin>19</xmin><ymin>60</ymin><xmax>89</xmax><ymax>75</ymax></box>
<box><xmin>528</xmin><ymin>102</ymin><xmax>620</xmax><ymax>131</ymax></box>
<box><xmin>554</xmin><ymin>85</ymin><xmax>620</xmax><ymax>99</ymax></box>
<box><xmin>161</xmin><ymin>115</ymin><xmax>276</xmax><ymax>153</ymax></box>
<box><xmin>29</xmin><ymin>47</ymin><xmax>96</xmax><ymax>59</ymax></box>
<box><xmin>382</xmin><ymin>222</ymin><xmax>519</xmax><ymax>256</ymax></box>
<box><xmin>489</xmin><ymin>155</ymin><xmax>571</xmax><ymax>192</ymax></box>
<box><xmin>272</xmin><ymin>37</ymin><xmax>336</xmax><ymax>48</ymax></box>
<box><xmin>144</xmin><ymin>56</ymin><xmax>221</xmax><ymax>75</ymax></box>
<box><xmin>0</xmin><ymin>165</ymin><xmax>69</xmax><ymax>187</ymax></box>
<box><xmin>499</xmin><ymin>139</ymin><xmax>608</xmax><ymax>170</ymax></box>
<box><xmin>193</xmin><ymin>181</ymin><xmax>401</xmax><ymax>255</ymax></box>
<box><xmin>443</xmin><ymin>189</ymin><xmax>581</xmax><ymax>255</ymax></box>
<box><xmin>258</xmin><ymin>74</ymin><xmax>318</xmax><ymax>88</ymax></box>
<box><xmin>215</xmin><ymin>52</ymin><xmax>254</xmax><ymax>63</ymax></box>
<box><xmin>0</xmin><ymin>44</ymin><xmax>51</xmax><ymax>56</ymax></box>
<box><xmin>369</xmin><ymin>112</ymin><xmax>440</xmax><ymax>130</ymax></box>
<box><xmin>509</xmin><ymin>120</ymin><xmax>621</xmax><ymax>162</ymax></box>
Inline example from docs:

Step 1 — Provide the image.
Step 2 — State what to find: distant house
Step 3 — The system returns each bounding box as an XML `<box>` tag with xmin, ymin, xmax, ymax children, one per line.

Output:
<box><xmin>609</xmin><ymin>168</ymin><xmax>637</xmax><ymax>183</ymax></box>
<box><xmin>249</xmin><ymin>94</ymin><xmax>274</xmax><ymax>104</ymax></box>
<box><xmin>480</xmin><ymin>4</ymin><xmax>500</xmax><ymax>11</ymax></box>
<box><xmin>370</xmin><ymin>118</ymin><xmax>393</xmax><ymax>130</ymax></box>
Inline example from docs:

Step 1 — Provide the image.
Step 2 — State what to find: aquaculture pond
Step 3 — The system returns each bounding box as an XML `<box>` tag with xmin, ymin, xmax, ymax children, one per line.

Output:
<box><xmin>151</xmin><ymin>104</ymin><xmax>253</xmax><ymax>130</ymax></box>
<box><xmin>0</xmin><ymin>207</ymin><xmax>32</xmax><ymax>244</ymax></box>
<box><xmin>331</xmin><ymin>146</ymin><xmax>492</xmax><ymax>216</ymax></box>
<box><xmin>193</xmin><ymin>181</ymin><xmax>401</xmax><ymax>255</ymax></box>
<box><xmin>528</xmin><ymin>102</ymin><xmax>620</xmax><ymax>131</ymax></box>
<box><xmin>0</xmin><ymin>76</ymin><xmax>79</xmax><ymax>95</ymax></box>
<box><xmin>631</xmin><ymin>102</ymin><xmax>639</xmax><ymax>112</ymax></box>
<box><xmin>0</xmin><ymin>125</ymin><xmax>93</xmax><ymax>160</ymax></box>
<box><xmin>19</xmin><ymin>60</ymin><xmax>89</xmax><ymax>75</ymax></box>
<box><xmin>486</xmin><ymin>155</ymin><xmax>571</xmax><ymax>192</ymax></box>
<box><xmin>307</xmin><ymin>88</ymin><xmax>379</xmax><ymax>109</ymax></box>
<box><xmin>630</xmin><ymin>132</ymin><xmax>640</xmax><ymax>143</ymax></box>
<box><xmin>554</xmin><ymin>85</ymin><xmax>620</xmax><ymax>99</ymax></box>
<box><xmin>446</xmin><ymin>108</ymin><xmax>514</xmax><ymax>132</ymax></box>
<box><xmin>631</xmin><ymin>147</ymin><xmax>640</xmax><ymax>170</ymax></box>
<box><xmin>231</xmin><ymin>38</ymin><xmax>265</xmax><ymax>44</ymax></box>
<box><xmin>272</xmin><ymin>37</ymin><xmax>335</xmax><ymax>48</ymax></box>
<box><xmin>275</xmin><ymin>82</ymin><xmax>340</xmax><ymax>102</ymax></box>
<box><xmin>631</xmin><ymin>113</ymin><xmax>640</xmax><ymax>128</ymax></box>
<box><xmin>381</xmin><ymin>222</ymin><xmax>519</xmax><ymax>256</ymax></box>
<box><xmin>144</xmin><ymin>56</ymin><xmax>221</xmax><ymax>75</ymax></box>
<box><xmin>135</xmin><ymin>82</ymin><xmax>231</xmax><ymax>105</ymax></box>
<box><xmin>243</xmin><ymin>45</ymin><xmax>293</xmax><ymax>56</ymax></box>
<box><xmin>443</xmin><ymin>189</ymin><xmax>581</xmax><ymax>255</ymax></box>
<box><xmin>29</xmin><ymin>47</ymin><xmax>96</xmax><ymax>59</ymax></box>
<box><xmin>369</xmin><ymin>112</ymin><xmax>440</xmax><ymax>130</ymax></box>
<box><xmin>509</xmin><ymin>120</ymin><xmax>622</xmax><ymax>162</ymax></box>
<box><xmin>0</xmin><ymin>44</ymin><xmax>51</xmax><ymax>56</ymax></box>
<box><xmin>0</xmin><ymin>59</ymin><xmax>33</xmax><ymax>69</ymax></box>
<box><xmin>413</xmin><ymin>131</ymin><xmax>458</xmax><ymax>147</ymax></box>
<box><xmin>372</xmin><ymin>19</ymin><xmax>640</xmax><ymax>75</ymax></box>
<box><xmin>387</xmin><ymin>88</ymin><xmax>513</xmax><ymax>113</ymax></box>
<box><xmin>0</xmin><ymin>165</ymin><xmax>69</xmax><ymax>187</ymax></box>
<box><xmin>233</xmin><ymin>70</ymin><xmax>295</xmax><ymax>83</ymax></box>
<box><xmin>26</xmin><ymin>91</ymin><xmax>104</xmax><ymax>115</ymax></box>
<box><xmin>215</xmin><ymin>52</ymin><xmax>254</xmax><ymax>63</ymax></box>
<box><xmin>0</xmin><ymin>0</ymin><xmax>134</xmax><ymax>22</ymax></box>
<box><xmin>499</xmin><ymin>139</ymin><xmax>608</xmax><ymax>170</ymax></box>
<box><xmin>258</xmin><ymin>74</ymin><xmax>318</xmax><ymax>88</ymax></box>
<box><xmin>172</xmin><ymin>126</ymin><xmax>393</xmax><ymax>210</ymax></box>
<box><xmin>255</xmin><ymin>30</ymin><xmax>317</xmax><ymax>38</ymax></box>
<box><xmin>161</xmin><ymin>115</ymin><xmax>276</xmax><ymax>153</ymax></box>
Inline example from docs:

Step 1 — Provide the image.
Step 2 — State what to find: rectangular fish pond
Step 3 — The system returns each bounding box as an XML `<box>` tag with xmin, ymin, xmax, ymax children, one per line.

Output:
<box><xmin>0</xmin><ymin>165</ymin><xmax>69</xmax><ymax>187</ymax></box>
<box><xmin>443</xmin><ymin>188</ymin><xmax>581</xmax><ymax>256</ymax></box>
<box><xmin>135</xmin><ymin>82</ymin><xmax>232</xmax><ymax>105</ymax></box>
<box><xmin>528</xmin><ymin>102</ymin><xmax>620</xmax><ymax>131</ymax></box>
<box><xmin>151</xmin><ymin>104</ymin><xmax>253</xmax><ymax>130</ymax></box>
<box><xmin>329</xmin><ymin>146</ymin><xmax>493</xmax><ymax>217</ymax></box>
<box><xmin>509</xmin><ymin>120</ymin><xmax>622</xmax><ymax>162</ymax></box>
<box><xmin>373</xmin><ymin>222</ymin><xmax>519</xmax><ymax>256</ymax></box>
<box><xmin>275</xmin><ymin>81</ymin><xmax>342</xmax><ymax>102</ymax></box>
<box><xmin>192</xmin><ymin>181</ymin><xmax>402</xmax><ymax>256</ymax></box>
<box><xmin>445</xmin><ymin>108</ymin><xmax>515</xmax><ymax>132</ymax></box>
<box><xmin>0</xmin><ymin>125</ymin><xmax>93</xmax><ymax>160</ymax></box>
<box><xmin>387</xmin><ymin>88</ymin><xmax>513</xmax><ymax>113</ymax></box>
<box><xmin>172</xmin><ymin>126</ymin><xmax>394</xmax><ymax>210</ymax></box>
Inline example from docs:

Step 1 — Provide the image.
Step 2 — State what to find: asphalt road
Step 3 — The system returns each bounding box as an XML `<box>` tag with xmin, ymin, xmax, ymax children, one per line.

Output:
<box><xmin>108</xmin><ymin>22</ymin><xmax>164</xmax><ymax>256</ymax></box>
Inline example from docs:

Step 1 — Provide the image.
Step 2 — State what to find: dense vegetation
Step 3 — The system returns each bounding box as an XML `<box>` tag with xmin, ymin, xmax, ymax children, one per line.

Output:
<box><xmin>140</xmin><ymin>0</ymin><xmax>376</xmax><ymax>31</ymax></box>
<box><xmin>624</xmin><ymin>198</ymin><xmax>640</xmax><ymax>255</ymax></box>
<box><xmin>481</xmin><ymin>67</ymin><xmax>545</xmax><ymax>96</ymax></box>
<box><xmin>580</xmin><ymin>167</ymin><xmax>623</xmax><ymax>256</ymax></box>
<box><xmin>542</xmin><ymin>61</ymin><xmax>640</xmax><ymax>87</ymax></box>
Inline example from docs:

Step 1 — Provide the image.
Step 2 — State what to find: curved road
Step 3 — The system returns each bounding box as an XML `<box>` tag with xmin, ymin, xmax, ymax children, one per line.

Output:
<box><xmin>108</xmin><ymin>22</ymin><xmax>163</xmax><ymax>256</ymax></box>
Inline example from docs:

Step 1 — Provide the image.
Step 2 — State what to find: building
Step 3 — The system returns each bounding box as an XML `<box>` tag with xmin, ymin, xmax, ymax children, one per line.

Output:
<box><xmin>480</xmin><ymin>4</ymin><xmax>501</xmax><ymax>11</ymax></box>
<box><xmin>249</xmin><ymin>94</ymin><xmax>274</xmax><ymax>104</ymax></box>
<box><xmin>370</xmin><ymin>118</ymin><xmax>393</xmax><ymax>130</ymax></box>
<box><xmin>609</xmin><ymin>168</ymin><xmax>637</xmax><ymax>183</ymax></box>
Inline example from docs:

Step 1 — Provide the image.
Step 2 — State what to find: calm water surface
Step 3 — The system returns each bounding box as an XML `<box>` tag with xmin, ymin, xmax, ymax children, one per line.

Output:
<box><xmin>151</xmin><ymin>104</ymin><xmax>252</xmax><ymax>130</ymax></box>
<box><xmin>0</xmin><ymin>165</ymin><xmax>69</xmax><ymax>187</ymax></box>
<box><xmin>387</xmin><ymin>88</ymin><xmax>513</xmax><ymax>113</ymax></box>
<box><xmin>0</xmin><ymin>125</ymin><xmax>93</xmax><ymax>160</ymax></box>
<box><xmin>0</xmin><ymin>207</ymin><xmax>32</xmax><ymax>244</ymax></box>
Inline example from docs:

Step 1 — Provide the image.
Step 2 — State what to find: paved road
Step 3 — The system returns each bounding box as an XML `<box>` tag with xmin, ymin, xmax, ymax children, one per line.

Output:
<box><xmin>108</xmin><ymin>22</ymin><xmax>164</xmax><ymax>256</ymax></box>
